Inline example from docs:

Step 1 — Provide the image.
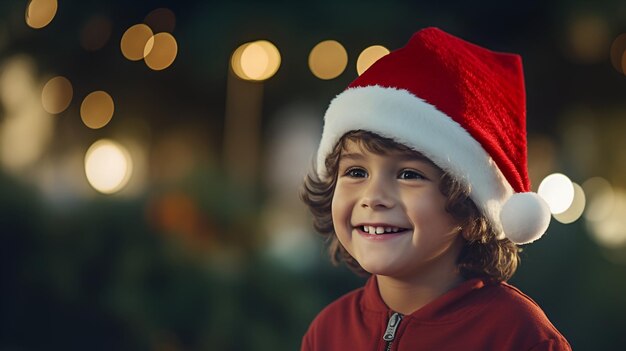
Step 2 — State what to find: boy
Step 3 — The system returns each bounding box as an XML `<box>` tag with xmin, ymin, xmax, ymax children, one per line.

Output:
<box><xmin>300</xmin><ymin>28</ymin><xmax>571</xmax><ymax>350</ymax></box>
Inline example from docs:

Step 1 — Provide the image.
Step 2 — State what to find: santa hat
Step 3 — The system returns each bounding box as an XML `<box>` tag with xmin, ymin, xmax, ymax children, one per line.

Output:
<box><xmin>315</xmin><ymin>27</ymin><xmax>551</xmax><ymax>245</ymax></box>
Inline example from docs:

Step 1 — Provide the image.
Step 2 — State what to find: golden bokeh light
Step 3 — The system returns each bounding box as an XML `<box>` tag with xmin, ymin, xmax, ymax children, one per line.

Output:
<box><xmin>582</xmin><ymin>177</ymin><xmax>615</xmax><ymax>222</ymax></box>
<box><xmin>120</xmin><ymin>24</ymin><xmax>154</xmax><ymax>61</ymax></box>
<box><xmin>554</xmin><ymin>183</ymin><xmax>586</xmax><ymax>224</ymax></box>
<box><xmin>231</xmin><ymin>42</ymin><xmax>251</xmax><ymax>79</ymax></box>
<box><xmin>144</xmin><ymin>33</ymin><xmax>178</xmax><ymax>71</ymax></box>
<box><xmin>0</xmin><ymin>56</ymin><xmax>54</xmax><ymax>174</ymax></box>
<box><xmin>41</xmin><ymin>76</ymin><xmax>72</xmax><ymax>114</ymax></box>
<box><xmin>610</xmin><ymin>33</ymin><xmax>626</xmax><ymax>74</ymax></box>
<box><xmin>537</xmin><ymin>173</ymin><xmax>575</xmax><ymax>214</ymax></box>
<box><xmin>309</xmin><ymin>40</ymin><xmax>348</xmax><ymax>80</ymax></box>
<box><xmin>25</xmin><ymin>0</ymin><xmax>57</xmax><ymax>29</ymax></box>
<box><xmin>0</xmin><ymin>56</ymin><xmax>37</xmax><ymax>110</ymax></box>
<box><xmin>80</xmin><ymin>15</ymin><xmax>112</xmax><ymax>51</ymax></box>
<box><xmin>241</xmin><ymin>42</ymin><xmax>268</xmax><ymax>79</ymax></box>
<box><xmin>80</xmin><ymin>91</ymin><xmax>114</xmax><ymax>129</ymax></box>
<box><xmin>85</xmin><ymin>139</ymin><xmax>132</xmax><ymax>194</ymax></box>
<box><xmin>231</xmin><ymin>40</ymin><xmax>281</xmax><ymax>81</ymax></box>
<box><xmin>566</xmin><ymin>15</ymin><xmax>610</xmax><ymax>63</ymax></box>
<box><xmin>144</xmin><ymin>8</ymin><xmax>176</xmax><ymax>33</ymax></box>
<box><xmin>242</xmin><ymin>41</ymin><xmax>280</xmax><ymax>80</ymax></box>
<box><xmin>255</xmin><ymin>40</ymin><xmax>281</xmax><ymax>80</ymax></box>
<box><xmin>586</xmin><ymin>188</ymin><xmax>626</xmax><ymax>249</ymax></box>
<box><xmin>356</xmin><ymin>45</ymin><xmax>390</xmax><ymax>75</ymax></box>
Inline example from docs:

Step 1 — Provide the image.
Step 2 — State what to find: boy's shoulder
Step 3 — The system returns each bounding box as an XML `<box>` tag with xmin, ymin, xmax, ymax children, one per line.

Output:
<box><xmin>302</xmin><ymin>277</ymin><xmax>382</xmax><ymax>335</ymax></box>
<box><xmin>301</xmin><ymin>285</ymin><xmax>358</xmax><ymax>350</ymax></box>
<box><xmin>313</xmin><ymin>281</ymin><xmax>372</xmax><ymax>322</ymax></box>
<box><xmin>463</xmin><ymin>280</ymin><xmax>570</xmax><ymax>346</ymax></box>
<box><xmin>408</xmin><ymin>279</ymin><xmax>570</xmax><ymax>350</ymax></box>
<box><xmin>476</xmin><ymin>280</ymin><xmax>554</xmax><ymax>322</ymax></box>
<box><xmin>301</xmin><ymin>279</ymin><xmax>387</xmax><ymax>351</ymax></box>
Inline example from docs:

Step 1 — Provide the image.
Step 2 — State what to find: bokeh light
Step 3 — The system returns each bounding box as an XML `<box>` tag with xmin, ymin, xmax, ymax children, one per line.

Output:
<box><xmin>582</xmin><ymin>177</ymin><xmax>615</xmax><ymax>222</ymax></box>
<box><xmin>0</xmin><ymin>56</ymin><xmax>53</xmax><ymax>173</ymax></box>
<box><xmin>255</xmin><ymin>41</ymin><xmax>281</xmax><ymax>80</ymax></box>
<box><xmin>0</xmin><ymin>56</ymin><xmax>37</xmax><ymax>110</ymax></box>
<box><xmin>144</xmin><ymin>33</ymin><xmax>178</xmax><ymax>71</ymax></box>
<box><xmin>586</xmin><ymin>188</ymin><xmax>626</xmax><ymax>249</ymax></box>
<box><xmin>80</xmin><ymin>15</ymin><xmax>112</xmax><ymax>51</ymax></box>
<box><xmin>25</xmin><ymin>0</ymin><xmax>57</xmax><ymax>29</ymax></box>
<box><xmin>566</xmin><ymin>14</ymin><xmax>610</xmax><ymax>63</ymax></box>
<box><xmin>538</xmin><ymin>173</ymin><xmax>575</xmax><ymax>214</ymax></box>
<box><xmin>553</xmin><ymin>183</ymin><xmax>586</xmax><ymax>224</ymax></box>
<box><xmin>356</xmin><ymin>45</ymin><xmax>389</xmax><ymax>75</ymax></box>
<box><xmin>120</xmin><ymin>24</ymin><xmax>154</xmax><ymax>61</ymax></box>
<box><xmin>309</xmin><ymin>40</ymin><xmax>348</xmax><ymax>80</ymax></box>
<box><xmin>610</xmin><ymin>33</ymin><xmax>626</xmax><ymax>74</ymax></box>
<box><xmin>231</xmin><ymin>40</ymin><xmax>281</xmax><ymax>81</ymax></box>
<box><xmin>149</xmin><ymin>192</ymin><xmax>205</xmax><ymax>241</ymax></box>
<box><xmin>41</xmin><ymin>76</ymin><xmax>72</xmax><ymax>114</ymax></box>
<box><xmin>230</xmin><ymin>42</ymin><xmax>249</xmax><ymax>79</ymax></box>
<box><xmin>80</xmin><ymin>91</ymin><xmax>114</xmax><ymax>129</ymax></box>
<box><xmin>84</xmin><ymin>139</ymin><xmax>132</xmax><ymax>194</ymax></box>
<box><xmin>144</xmin><ymin>8</ymin><xmax>176</xmax><ymax>33</ymax></box>
<box><xmin>240</xmin><ymin>43</ymin><xmax>268</xmax><ymax>79</ymax></box>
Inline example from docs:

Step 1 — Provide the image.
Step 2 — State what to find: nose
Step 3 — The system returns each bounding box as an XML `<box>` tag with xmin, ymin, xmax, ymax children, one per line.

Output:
<box><xmin>360</xmin><ymin>176</ymin><xmax>396</xmax><ymax>209</ymax></box>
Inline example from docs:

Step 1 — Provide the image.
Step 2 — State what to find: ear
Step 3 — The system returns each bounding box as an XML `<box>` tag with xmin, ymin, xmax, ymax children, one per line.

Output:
<box><xmin>458</xmin><ymin>224</ymin><xmax>483</xmax><ymax>243</ymax></box>
<box><xmin>453</xmin><ymin>224</ymin><xmax>468</xmax><ymax>240</ymax></box>
<box><xmin>458</xmin><ymin>226</ymin><xmax>471</xmax><ymax>240</ymax></box>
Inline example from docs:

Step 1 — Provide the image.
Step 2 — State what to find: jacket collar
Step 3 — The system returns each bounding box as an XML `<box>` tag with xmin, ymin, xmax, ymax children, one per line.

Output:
<box><xmin>361</xmin><ymin>275</ymin><xmax>492</xmax><ymax>322</ymax></box>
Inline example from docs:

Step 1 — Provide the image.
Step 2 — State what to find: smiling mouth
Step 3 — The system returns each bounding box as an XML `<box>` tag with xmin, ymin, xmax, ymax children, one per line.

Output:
<box><xmin>359</xmin><ymin>225</ymin><xmax>410</xmax><ymax>235</ymax></box>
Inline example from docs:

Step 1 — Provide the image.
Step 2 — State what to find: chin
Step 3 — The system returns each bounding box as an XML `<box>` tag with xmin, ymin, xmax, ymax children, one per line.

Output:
<box><xmin>357</xmin><ymin>260</ymin><xmax>400</xmax><ymax>276</ymax></box>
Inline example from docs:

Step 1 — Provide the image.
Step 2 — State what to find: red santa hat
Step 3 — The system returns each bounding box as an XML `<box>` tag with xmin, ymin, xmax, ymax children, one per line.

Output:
<box><xmin>315</xmin><ymin>27</ymin><xmax>551</xmax><ymax>244</ymax></box>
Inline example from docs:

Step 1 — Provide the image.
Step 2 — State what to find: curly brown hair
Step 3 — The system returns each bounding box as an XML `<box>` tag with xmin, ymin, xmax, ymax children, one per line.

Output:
<box><xmin>301</xmin><ymin>130</ymin><xmax>520</xmax><ymax>281</ymax></box>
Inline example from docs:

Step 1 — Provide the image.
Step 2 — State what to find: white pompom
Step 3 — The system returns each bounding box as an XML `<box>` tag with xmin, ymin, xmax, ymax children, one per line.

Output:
<box><xmin>499</xmin><ymin>192</ymin><xmax>551</xmax><ymax>245</ymax></box>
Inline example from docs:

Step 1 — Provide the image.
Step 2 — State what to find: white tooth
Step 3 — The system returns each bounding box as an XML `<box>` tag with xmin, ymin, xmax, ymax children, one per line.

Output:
<box><xmin>362</xmin><ymin>226</ymin><xmax>368</xmax><ymax>233</ymax></box>
<box><xmin>368</xmin><ymin>226</ymin><xmax>376</xmax><ymax>234</ymax></box>
<box><xmin>376</xmin><ymin>227</ymin><xmax>385</xmax><ymax>234</ymax></box>
<box><xmin>385</xmin><ymin>227</ymin><xmax>391</xmax><ymax>233</ymax></box>
<box><xmin>392</xmin><ymin>228</ymin><xmax>399</xmax><ymax>232</ymax></box>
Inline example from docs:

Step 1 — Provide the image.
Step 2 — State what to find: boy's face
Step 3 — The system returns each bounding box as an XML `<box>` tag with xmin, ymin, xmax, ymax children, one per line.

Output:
<box><xmin>331</xmin><ymin>139</ymin><xmax>463</xmax><ymax>279</ymax></box>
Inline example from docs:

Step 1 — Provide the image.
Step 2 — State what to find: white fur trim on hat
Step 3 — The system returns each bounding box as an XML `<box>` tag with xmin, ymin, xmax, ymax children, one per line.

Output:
<box><xmin>316</xmin><ymin>85</ymin><xmax>517</xmax><ymax>238</ymax></box>
<box><xmin>500</xmin><ymin>192</ymin><xmax>551</xmax><ymax>244</ymax></box>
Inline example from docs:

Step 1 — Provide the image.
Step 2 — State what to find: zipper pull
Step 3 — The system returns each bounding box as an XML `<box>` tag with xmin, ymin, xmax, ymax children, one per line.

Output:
<box><xmin>383</xmin><ymin>312</ymin><xmax>403</xmax><ymax>342</ymax></box>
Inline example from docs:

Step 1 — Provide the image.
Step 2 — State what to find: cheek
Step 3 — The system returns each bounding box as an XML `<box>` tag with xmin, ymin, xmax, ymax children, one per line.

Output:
<box><xmin>331</xmin><ymin>187</ymin><xmax>354</xmax><ymax>235</ymax></box>
<box><xmin>330</xmin><ymin>195</ymin><xmax>352</xmax><ymax>252</ymax></box>
<box><xmin>330</xmin><ymin>193</ymin><xmax>343</xmax><ymax>226</ymax></box>
<box><xmin>331</xmin><ymin>185</ymin><xmax>349</xmax><ymax>217</ymax></box>
<box><xmin>405</xmin><ymin>191</ymin><xmax>458</xmax><ymax>228</ymax></box>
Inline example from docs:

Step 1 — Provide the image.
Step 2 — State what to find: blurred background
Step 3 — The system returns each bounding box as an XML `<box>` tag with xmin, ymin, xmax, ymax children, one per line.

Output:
<box><xmin>1</xmin><ymin>0</ymin><xmax>626</xmax><ymax>350</ymax></box>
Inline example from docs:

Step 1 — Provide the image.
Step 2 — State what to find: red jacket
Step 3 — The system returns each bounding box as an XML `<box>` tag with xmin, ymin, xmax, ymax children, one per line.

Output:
<box><xmin>301</xmin><ymin>276</ymin><xmax>570</xmax><ymax>351</ymax></box>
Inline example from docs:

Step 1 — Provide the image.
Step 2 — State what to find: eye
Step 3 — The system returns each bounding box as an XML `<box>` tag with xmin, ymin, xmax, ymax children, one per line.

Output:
<box><xmin>398</xmin><ymin>169</ymin><xmax>425</xmax><ymax>180</ymax></box>
<box><xmin>345</xmin><ymin>167</ymin><xmax>367</xmax><ymax>178</ymax></box>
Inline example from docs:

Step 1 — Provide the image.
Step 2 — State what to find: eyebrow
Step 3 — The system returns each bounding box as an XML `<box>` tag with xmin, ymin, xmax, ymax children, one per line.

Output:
<box><xmin>395</xmin><ymin>153</ymin><xmax>435</xmax><ymax>164</ymax></box>
<box><xmin>339</xmin><ymin>151</ymin><xmax>436</xmax><ymax>166</ymax></box>
<box><xmin>338</xmin><ymin>152</ymin><xmax>365</xmax><ymax>161</ymax></box>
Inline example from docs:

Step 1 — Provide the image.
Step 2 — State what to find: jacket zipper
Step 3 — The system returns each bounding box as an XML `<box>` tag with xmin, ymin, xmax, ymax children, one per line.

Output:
<box><xmin>383</xmin><ymin>312</ymin><xmax>403</xmax><ymax>351</ymax></box>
